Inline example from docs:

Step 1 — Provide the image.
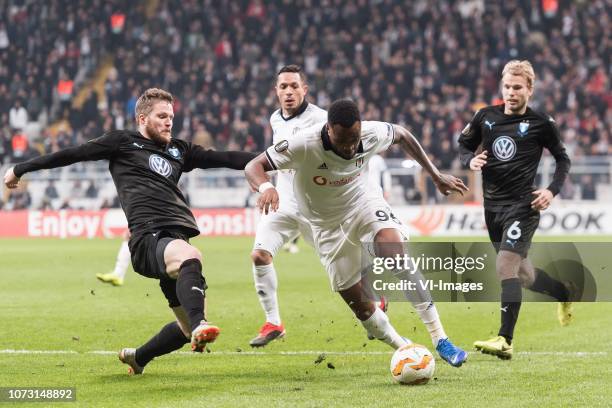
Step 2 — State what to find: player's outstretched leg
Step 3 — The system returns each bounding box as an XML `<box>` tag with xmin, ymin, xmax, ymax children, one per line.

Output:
<box><xmin>557</xmin><ymin>280</ymin><xmax>579</xmax><ymax>326</ymax></box>
<box><xmin>475</xmin><ymin>251</ymin><xmax>522</xmax><ymax>360</ymax></box>
<box><xmin>523</xmin><ymin>265</ymin><xmax>577</xmax><ymax>326</ymax></box>
<box><xmin>118</xmin><ymin>321</ymin><xmax>189</xmax><ymax>375</ymax></box>
<box><xmin>175</xmin><ymin>258</ymin><xmax>220</xmax><ymax>352</ymax></box>
<box><xmin>374</xmin><ymin>228</ymin><xmax>467</xmax><ymax>367</ymax></box>
<box><xmin>366</xmin><ymin>296</ymin><xmax>389</xmax><ymax>340</ymax></box>
<box><xmin>250</xmin><ymin>250</ymin><xmax>285</xmax><ymax>347</ymax></box>
<box><xmin>340</xmin><ymin>281</ymin><xmax>409</xmax><ymax>349</ymax></box>
<box><xmin>97</xmin><ymin>240</ymin><xmax>131</xmax><ymax>286</ymax></box>
<box><xmin>412</xmin><ymin>301</ymin><xmax>467</xmax><ymax>367</ymax></box>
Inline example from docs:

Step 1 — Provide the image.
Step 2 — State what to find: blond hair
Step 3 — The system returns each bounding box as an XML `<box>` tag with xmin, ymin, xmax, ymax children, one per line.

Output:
<box><xmin>135</xmin><ymin>88</ymin><xmax>173</xmax><ymax>121</ymax></box>
<box><xmin>502</xmin><ymin>60</ymin><xmax>535</xmax><ymax>89</ymax></box>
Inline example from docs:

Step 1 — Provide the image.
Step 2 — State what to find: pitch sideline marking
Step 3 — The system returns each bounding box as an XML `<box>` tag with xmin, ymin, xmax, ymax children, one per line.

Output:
<box><xmin>0</xmin><ymin>349</ymin><xmax>607</xmax><ymax>357</ymax></box>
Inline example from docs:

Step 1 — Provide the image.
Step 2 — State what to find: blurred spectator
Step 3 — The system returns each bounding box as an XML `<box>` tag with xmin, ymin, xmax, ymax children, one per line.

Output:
<box><xmin>9</xmin><ymin>99</ymin><xmax>28</xmax><ymax>131</ymax></box>
<box><xmin>26</xmin><ymin>90</ymin><xmax>44</xmax><ymax>123</ymax></box>
<box><xmin>56</xmin><ymin>72</ymin><xmax>74</xmax><ymax>118</ymax></box>
<box><xmin>71</xmin><ymin>180</ymin><xmax>86</xmax><ymax>199</ymax></box>
<box><xmin>11</xmin><ymin>131</ymin><xmax>28</xmax><ymax>161</ymax></box>
<box><xmin>44</xmin><ymin>180</ymin><xmax>60</xmax><ymax>200</ymax></box>
<box><xmin>6</xmin><ymin>186</ymin><xmax>31</xmax><ymax>210</ymax></box>
<box><xmin>580</xmin><ymin>175</ymin><xmax>597</xmax><ymax>200</ymax></box>
<box><xmin>85</xmin><ymin>181</ymin><xmax>99</xmax><ymax>198</ymax></box>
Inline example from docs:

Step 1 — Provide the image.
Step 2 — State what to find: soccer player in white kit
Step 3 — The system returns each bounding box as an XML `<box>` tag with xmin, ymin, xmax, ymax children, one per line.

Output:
<box><xmin>97</xmin><ymin>230</ymin><xmax>132</xmax><ymax>286</ymax></box>
<box><xmin>246</xmin><ymin>99</ymin><xmax>469</xmax><ymax>366</ymax></box>
<box><xmin>249</xmin><ymin>65</ymin><xmax>327</xmax><ymax>347</ymax></box>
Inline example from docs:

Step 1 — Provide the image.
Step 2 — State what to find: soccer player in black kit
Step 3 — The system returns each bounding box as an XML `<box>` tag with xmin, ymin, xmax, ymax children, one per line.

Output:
<box><xmin>4</xmin><ymin>88</ymin><xmax>256</xmax><ymax>374</ymax></box>
<box><xmin>458</xmin><ymin>60</ymin><xmax>573</xmax><ymax>360</ymax></box>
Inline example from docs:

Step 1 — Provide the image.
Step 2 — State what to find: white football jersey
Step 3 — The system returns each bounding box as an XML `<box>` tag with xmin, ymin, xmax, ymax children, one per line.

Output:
<box><xmin>269</xmin><ymin>102</ymin><xmax>327</xmax><ymax>210</ymax></box>
<box><xmin>367</xmin><ymin>154</ymin><xmax>390</xmax><ymax>196</ymax></box>
<box><xmin>265</xmin><ymin>121</ymin><xmax>395</xmax><ymax>226</ymax></box>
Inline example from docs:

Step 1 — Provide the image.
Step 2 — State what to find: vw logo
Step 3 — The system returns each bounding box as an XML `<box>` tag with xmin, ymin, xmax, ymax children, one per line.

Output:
<box><xmin>492</xmin><ymin>136</ymin><xmax>516</xmax><ymax>161</ymax></box>
<box><xmin>149</xmin><ymin>154</ymin><xmax>172</xmax><ymax>177</ymax></box>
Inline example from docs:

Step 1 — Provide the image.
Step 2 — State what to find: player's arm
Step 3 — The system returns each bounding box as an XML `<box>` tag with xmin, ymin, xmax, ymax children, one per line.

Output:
<box><xmin>245</xmin><ymin>138</ymin><xmax>304</xmax><ymax>214</ymax></box>
<box><xmin>531</xmin><ymin>117</ymin><xmax>571</xmax><ymax>210</ymax></box>
<box><xmin>3</xmin><ymin>132</ymin><xmax>121</xmax><ymax>189</ymax></box>
<box><xmin>391</xmin><ymin>125</ymin><xmax>468</xmax><ymax>196</ymax></box>
<box><xmin>458</xmin><ymin>111</ymin><xmax>486</xmax><ymax>170</ymax></box>
<box><xmin>244</xmin><ymin>153</ymin><xmax>278</xmax><ymax>214</ymax></box>
<box><xmin>184</xmin><ymin>145</ymin><xmax>258</xmax><ymax>170</ymax></box>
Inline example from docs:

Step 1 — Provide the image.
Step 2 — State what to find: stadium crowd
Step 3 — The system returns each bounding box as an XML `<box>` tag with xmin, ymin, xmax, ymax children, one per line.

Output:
<box><xmin>0</xmin><ymin>0</ymin><xmax>610</xmax><ymax>207</ymax></box>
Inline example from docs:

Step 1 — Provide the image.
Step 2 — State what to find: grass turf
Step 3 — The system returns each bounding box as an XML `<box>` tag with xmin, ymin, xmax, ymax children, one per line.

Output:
<box><xmin>0</xmin><ymin>236</ymin><xmax>611</xmax><ymax>407</ymax></box>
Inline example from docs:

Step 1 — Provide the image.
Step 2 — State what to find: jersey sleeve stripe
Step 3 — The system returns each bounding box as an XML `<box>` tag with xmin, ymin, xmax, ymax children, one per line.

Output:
<box><xmin>265</xmin><ymin>150</ymin><xmax>278</xmax><ymax>170</ymax></box>
<box><xmin>387</xmin><ymin>122</ymin><xmax>395</xmax><ymax>144</ymax></box>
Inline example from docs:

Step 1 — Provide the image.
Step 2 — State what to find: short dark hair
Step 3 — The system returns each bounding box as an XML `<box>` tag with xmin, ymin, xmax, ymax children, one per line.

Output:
<box><xmin>328</xmin><ymin>99</ymin><xmax>360</xmax><ymax>128</ymax></box>
<box><xmin>277</xmin><ymin>64</ymin><xmax>306</xmax><ymax>83</ymax></box>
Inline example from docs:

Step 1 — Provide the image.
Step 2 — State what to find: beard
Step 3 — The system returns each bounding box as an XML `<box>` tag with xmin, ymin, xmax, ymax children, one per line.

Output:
<box><xmin>145</xmin><ymin>123</ymin><xmax>171</xmax><ymax>145</ymax></box>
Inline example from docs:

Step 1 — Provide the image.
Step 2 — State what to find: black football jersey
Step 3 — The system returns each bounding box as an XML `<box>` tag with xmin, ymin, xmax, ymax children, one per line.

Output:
<box><xmin>14</xmin><ymin>130</ymin><xmax>256</xmax><ymax>236</ymax></box>
<box><xmin>458</xmin><ymin>105</ymin><xmax>570</xmax><ymax>209</ymax></box>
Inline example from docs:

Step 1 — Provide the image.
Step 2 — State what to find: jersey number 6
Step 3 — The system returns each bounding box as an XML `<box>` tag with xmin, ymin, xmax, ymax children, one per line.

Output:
<box><xmin>507</xmin><ymin>221</ymin><xmax>522</xmax><ymax>240</ymax></box>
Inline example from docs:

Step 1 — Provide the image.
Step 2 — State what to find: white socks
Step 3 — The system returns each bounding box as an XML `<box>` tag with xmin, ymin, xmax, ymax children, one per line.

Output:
<box><xmin>361</xmin><ymin>308</ymin><xmax>410</xmax><ymax>349</ymax></box>
<box><xmin>253</xmin><ymin>263</ymin><xmax>281</xmax><ymax>326</ymax></box>
<box><xmin>112</xmin><ymin>241</ymin><xmax>131</xmax><ymax>279</ymax></box>
<box><xmin>413</xmin><ymin>301</ymin><xmax>447</xmax><ymax>347</ymax></box>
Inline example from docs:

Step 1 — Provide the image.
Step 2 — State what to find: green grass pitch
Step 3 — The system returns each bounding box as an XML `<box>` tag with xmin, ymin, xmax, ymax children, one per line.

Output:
<box><xmin>1</xmin><ymin>237</ymin><xmax>611</xmax><ymax>407</ymax></box>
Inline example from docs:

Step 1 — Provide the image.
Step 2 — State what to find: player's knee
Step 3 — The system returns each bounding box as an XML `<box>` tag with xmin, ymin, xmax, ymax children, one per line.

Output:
<box><xmin>517</xmin><ymin>268</ymin><xmax>534</xmax><ymax>288</ymax></box>
<box><xmin>166</xmin><ymin>248</ymin><xmax>202</xmax><ymax>279</ymax></box>
<box><xmin>251</xmin><ymin>250</ymin><xmax>272</xmax><ymax>266</ymax></box>
<box><xmin>373</xmin><ymin>229</ymin><xmax>404</xmax><ymax>258</ymax></box>
<box><xmin>496</xmin><ymin>250</ymin><xmax>521</xmax><ymax>279</ymax></box>
<box><xmin>181</xmin><ymin>247</ymin><xmax>202</xmax><ymax>264</ymax></box>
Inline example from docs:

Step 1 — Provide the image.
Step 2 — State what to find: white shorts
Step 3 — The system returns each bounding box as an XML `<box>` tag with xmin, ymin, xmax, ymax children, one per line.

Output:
<box><xmin>253</xmin><ymin>209</ymin><xmax>313</xmax><ymax>257</ymax></box>
<box><xmin>311</xmin><ymin>198</ymin><xmax>410</xmax><ymax>292</ymax></box>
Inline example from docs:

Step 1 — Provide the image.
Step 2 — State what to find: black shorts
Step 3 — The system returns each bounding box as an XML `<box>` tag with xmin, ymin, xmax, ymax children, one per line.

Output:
<box><xmin>129</xmin><ymin>229</ymin><xmax>191</xmax><ymax>308</ymax></box>
<box><xmin>485</xmin><ymin>204</ymin><xmax>540</xmax><ymax>257</ymax></box>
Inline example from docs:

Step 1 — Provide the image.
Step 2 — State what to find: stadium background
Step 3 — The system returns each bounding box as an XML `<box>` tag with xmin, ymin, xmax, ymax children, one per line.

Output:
<box><xmin>0</xmin><ymin>1</ymin><xmax>610</xmax><ymax>406</ymax></box>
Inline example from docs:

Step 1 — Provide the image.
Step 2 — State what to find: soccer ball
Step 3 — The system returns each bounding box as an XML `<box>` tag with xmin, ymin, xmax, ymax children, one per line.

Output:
<box><xmin>390</xmin><ymin>343</ymin><xmax>435</xmax><ymax>385</ymax></box>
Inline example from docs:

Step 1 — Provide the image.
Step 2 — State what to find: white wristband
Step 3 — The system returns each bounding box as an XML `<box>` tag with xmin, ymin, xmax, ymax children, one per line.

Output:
<box><xmin>258</xmin><ymin>182</ymin><xmax>275</xmax><ymax>193</ymax></box>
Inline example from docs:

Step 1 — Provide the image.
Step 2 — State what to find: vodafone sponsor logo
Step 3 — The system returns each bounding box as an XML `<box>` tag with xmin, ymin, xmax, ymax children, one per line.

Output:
<box><xmin>312</xmin><ymin>173</ymin><xmax>360</xmax><ymax>187</ymax></box>
<box><xmin>313</xmin><ymin>176</ymin><xmax>327</xmax><ymax>186</ymax></box>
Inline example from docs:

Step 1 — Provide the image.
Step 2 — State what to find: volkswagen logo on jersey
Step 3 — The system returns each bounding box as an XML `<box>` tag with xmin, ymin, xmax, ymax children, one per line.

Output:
<box><xmin>492</xmin><ymin>136</ymin><xmax>517</xmax><ymax>161</ymax></box>
<box><xmin>149</xmin><ymin>154</ymin><xmax>172</xmax><ymax>177</ymax></box>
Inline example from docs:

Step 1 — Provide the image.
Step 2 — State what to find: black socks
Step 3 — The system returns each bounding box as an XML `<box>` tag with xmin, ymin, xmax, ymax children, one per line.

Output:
<box><xmin>135</xmin><ymin>321</ymin><xmax>189</xmax><ymax>367</ymax></box>
<box><xmin>529</xmin><ymin>268</ymin><xmax>569</xmax><ymax>301</ymax></box>
<box><xmin>498</xmin><ymin>278</ymin><xmax>522</xmax><ymax>344</ymax></box>
<box><xmin>175</xmin><ymin>258</ymin><xmax>207</xmax><ymax>331</ymax></box>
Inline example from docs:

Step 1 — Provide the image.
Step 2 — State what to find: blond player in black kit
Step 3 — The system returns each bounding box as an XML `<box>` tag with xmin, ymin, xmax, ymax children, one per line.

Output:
<box><xmin>458</xmin><ymin>60</ymin><xmax>573</xmax><ymax>360</ymax></box>
<box><xmin>4</xmin><ymin>88</ymin><xmax>257</xmax><ymax>374</ymax></box>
